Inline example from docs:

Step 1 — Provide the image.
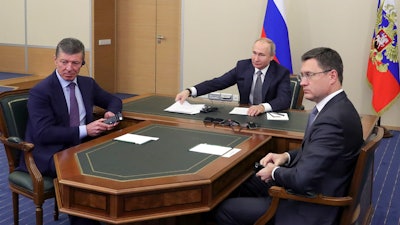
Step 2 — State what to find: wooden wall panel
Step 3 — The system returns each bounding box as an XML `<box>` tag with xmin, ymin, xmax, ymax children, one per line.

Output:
<box><xmin>116</xmin><ymin>0</ymin><xmax>157</xmax><ymax>95</ymax></box>
<box><xmin>0</xmin><ymin>46</ymin><xmax>26</xmax><ymax>74</ymax></box>
<box><xmin>92</xmin><ymin>0</ymin><xmax>116</xmax><ymax>93</ymax></box>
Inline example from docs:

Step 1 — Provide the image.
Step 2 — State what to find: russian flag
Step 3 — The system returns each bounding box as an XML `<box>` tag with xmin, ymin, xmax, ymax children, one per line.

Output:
<box><xmin>367</xmin><ymin>0</ymin><xmax>400</xmax><ymax>115</ymax></box>
<box><xmin>262</xmin><ymin>0</ymin><xmax>293</xmax><ymax>73</ymax></box>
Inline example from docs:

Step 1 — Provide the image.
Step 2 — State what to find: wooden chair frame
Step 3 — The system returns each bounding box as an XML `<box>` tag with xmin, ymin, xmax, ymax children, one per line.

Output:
<box><xmin>0</xmin><ymin>89</ymin><xmax>59</xmax><ymax>225</ymax></box>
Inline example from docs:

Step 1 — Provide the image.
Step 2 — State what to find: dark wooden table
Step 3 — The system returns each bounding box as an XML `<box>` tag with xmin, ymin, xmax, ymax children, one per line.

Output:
<box><xmin>54</xmin><ymin>120</ymin><xmax>271</xmax><ymax>224</ymax></box>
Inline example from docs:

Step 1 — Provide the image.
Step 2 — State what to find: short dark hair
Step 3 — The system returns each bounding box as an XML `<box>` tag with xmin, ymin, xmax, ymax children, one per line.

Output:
<box><xmin>301</xmin><ymin>47</ymin><xmax>343</xmax><ymax>84</ymax></box>
<box><xmin>55</xmin><ymin>38</ymin><xmax>85</xmax><ymax>61</ymax></box>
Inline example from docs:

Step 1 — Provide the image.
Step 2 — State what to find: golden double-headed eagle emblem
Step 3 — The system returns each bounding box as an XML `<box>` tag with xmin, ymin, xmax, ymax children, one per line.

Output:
<box><xmin>369</xmin><ymin>1</ymin><xmax>398</xmax><ymax>73</ymax></box>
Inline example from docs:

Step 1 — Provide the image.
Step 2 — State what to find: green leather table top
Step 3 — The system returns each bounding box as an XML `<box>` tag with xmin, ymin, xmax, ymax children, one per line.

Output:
<box><xmin>77</xmin><ymin>124</ymin><xmax>249</xmax><ymax>181</ymax></box>
<box><xmin>123</xmin><ymin>95</ymin><xmax>308</xmax><ymax>133</ymax></box>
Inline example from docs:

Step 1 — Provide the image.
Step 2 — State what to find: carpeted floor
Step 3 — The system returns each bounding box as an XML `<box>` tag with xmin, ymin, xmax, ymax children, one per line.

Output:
<box><xmin>0</xmin><ymin>129</ymin><xmax>398</xmax><ymax>225</ymax></box>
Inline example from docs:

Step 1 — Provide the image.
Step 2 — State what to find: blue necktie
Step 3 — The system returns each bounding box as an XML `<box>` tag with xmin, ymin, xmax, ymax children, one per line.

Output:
<box><xmin>253</xmin><ymin>70</ymin><xmax>263</xmax><ymax>105</ymax></box>
<box><xmin>306</xmin><ymin>107</ymin><xmax>318</xmax><ymax>131</ymax></box>
<box><xmin>68</xmin><ymin>83</ymin><xmax>80</xmax><ymax>127</ymax></box>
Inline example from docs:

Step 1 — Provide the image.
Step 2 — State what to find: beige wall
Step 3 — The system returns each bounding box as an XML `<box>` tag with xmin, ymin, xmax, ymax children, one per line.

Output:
<box><xmin>182</xmin><ymin>0</ymin><xmax>400</xmax><ymax>128</ymax></box>
<box><xmin>1</xmin><ymin>0</ymin><xmax>399</xmax><ymax>127</ymax></box>
<box><xmin>0</xmin><ymin>0</ymin><xmax>91</xmax><ymax>76</ymax></box>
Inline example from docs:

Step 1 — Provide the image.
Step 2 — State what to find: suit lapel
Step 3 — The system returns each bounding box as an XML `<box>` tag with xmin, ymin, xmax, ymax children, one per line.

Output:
<box><xmin>243</xmin><ymin>63</ymin><xmax>256</xmax><ymax>100</ymax></box>
<box><xmin>262</xmin><ymin>61</ymin><xmax>277</xmax><ymax>98</ymax></box>
<box><xmin>292</xmin><ymin>92</ymin><xmax>348</xmax><ymax>166</ymax></box>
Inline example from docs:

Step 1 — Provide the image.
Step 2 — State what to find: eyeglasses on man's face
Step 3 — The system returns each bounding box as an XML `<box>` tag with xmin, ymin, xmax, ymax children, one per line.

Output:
<box><xmin>297</xmin><ymin>69</ymin><xmax>332</xmax><ymax>81</ymax></box>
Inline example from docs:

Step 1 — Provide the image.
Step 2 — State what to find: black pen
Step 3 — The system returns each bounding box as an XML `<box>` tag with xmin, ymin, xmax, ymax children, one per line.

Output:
<box><xmin>269</xmin><ymin>112</ymin><xmax>285</xmax><ymax>117</ymax></box>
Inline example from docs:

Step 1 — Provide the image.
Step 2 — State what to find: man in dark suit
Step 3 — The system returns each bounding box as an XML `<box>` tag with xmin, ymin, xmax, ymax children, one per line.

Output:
<box><xmin>19</xmin><ymin>37</ymin><xmax>122</xmax><ymax>225</ymax></box>
<box><xmin>214</xmin><ymin>47</ymin><xmax>364</xmax><ymax>225</ymax></box>
<box><xmin>175</xmin><ymin>38</ymin><xmax>291</xmax><ymax>116</ymax></box>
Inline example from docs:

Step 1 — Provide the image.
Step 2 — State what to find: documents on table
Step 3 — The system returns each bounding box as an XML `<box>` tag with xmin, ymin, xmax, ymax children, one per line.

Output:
<box><xmin>114</xmin><ymin>133</ymin><xmax>159</xmax><ymax>144</ymax></box>
<box><xmin>229</xmin><ymin>107</ymin><xmax>249</xmax><ymax>115</ymax></box>
<box><xmin>267</xmin><ymin>112</ymin><xmax>289</xmax><ymax>120</ymax></box>
<box><xmin>164</xmin><ymin>101</ymin><xmax>205</xmax><ymax>115</ymax></box>
<box><xmin>189</xmin><ymin>143</ymin><xmax>241</xmax><ymax>157</ymax></box>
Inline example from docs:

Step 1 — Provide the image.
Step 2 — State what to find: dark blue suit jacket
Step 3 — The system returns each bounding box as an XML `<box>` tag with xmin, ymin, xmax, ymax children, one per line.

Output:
<box><xmin>194</xmin><ymin>59</ymin><xmax>291</xmax><ymax>111</ymax></box>
<box><xmin>21</xmin><ymin>71</ymin><xmax>122</xmax><ymax>177</ymax></box>
<box><xmin>273</xmin><ymin>91</ymin><xmax>364</xmax><ymax>225</ymax></box>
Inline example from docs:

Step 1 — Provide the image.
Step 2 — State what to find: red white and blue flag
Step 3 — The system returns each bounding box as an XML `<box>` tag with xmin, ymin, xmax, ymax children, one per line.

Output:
<box><xmin>367</xmin><ymin>0</ymin><xmax>400</xmax><ymax>115</ymax></box>
<box><xmin>262</xmin><ymin>0</ymin><xmax>292</xmax><ymax>73</ymax></box>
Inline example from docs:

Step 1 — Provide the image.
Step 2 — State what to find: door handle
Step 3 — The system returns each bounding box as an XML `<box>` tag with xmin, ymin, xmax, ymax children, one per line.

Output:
<box><xmin>157</xmin><ymin>35</ymin><xmax>165</xmax><ymax>44</ymax></box>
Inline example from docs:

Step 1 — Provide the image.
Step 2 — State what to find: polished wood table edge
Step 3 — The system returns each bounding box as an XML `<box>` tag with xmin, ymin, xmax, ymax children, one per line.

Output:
<box><xmin>54</xmin><ymin>120</ymin><xmax>272</xmax><ymax>224</ymax></box>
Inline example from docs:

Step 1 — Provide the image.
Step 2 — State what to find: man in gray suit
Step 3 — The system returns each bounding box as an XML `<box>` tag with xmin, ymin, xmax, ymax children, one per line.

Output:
<box><xmin>215</xmin><ymin>47</ymin><xmax>363</xmax><ymax>225</ymax></box>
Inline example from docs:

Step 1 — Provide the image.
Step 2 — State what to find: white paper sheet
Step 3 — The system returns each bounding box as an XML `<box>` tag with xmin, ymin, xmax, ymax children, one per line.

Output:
<box><xmin>164</xmin><ymin>101</ymin><xmax>205</xmax><ymax>115</ymax></box>
<box><xmin>189</xmin><ymin>143</ymin><xmax>232</xmax><ymax>156</ymax></box>
<box><xmin>222</xmin><ymin>148</ymin><xmax>241</xmax><ymax>158</ymax></box>
<box><xmin>266</xmin><ymin>112</ymin><xmax>289</xmax><ymax>120</ymax></box>
<box><xmin>114</xmin><ymin>133</ymin><xmax>159</xmax><ymax>144</ymax></box>
<box><xmin>229</xmin><ymin>107</ymin><xmax>249</xmax><ymax>115</ymax></box>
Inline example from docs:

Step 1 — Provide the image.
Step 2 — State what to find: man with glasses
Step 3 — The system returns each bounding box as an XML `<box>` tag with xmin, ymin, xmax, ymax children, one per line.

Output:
<box><xmin>214</xmin><ymin>47</ymin><xmax>363</xmax><ymax>225</ymax></box>
<box><xmin>175</xmin><ymin>38</ymin><xmax>291</xmax><ymax>116</ymax></box>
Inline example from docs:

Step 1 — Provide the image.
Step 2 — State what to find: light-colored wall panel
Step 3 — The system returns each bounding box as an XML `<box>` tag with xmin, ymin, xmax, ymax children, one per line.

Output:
<box><xmin>26</xmin><ymin>0</ymin><xmax>91</xmax><ymax>47</ymax></box>
<box><xmin>27</xmin><ymin>47</ymin><xmax>90</xmax><ymax>77</ymax></box>
<box><xmin>0</xmin><ymin>46</ymin><xmax>26</xmax><ymax>73</ymax></box>
<box><xmin>182</xmin><ymin>0</ymin><xmax>267</xmax><ymax>96</ymax></box>
<box><xmin>0</xmin><ymin>0</ymin><xmax>25</xmax><ymax>44</ymax></box>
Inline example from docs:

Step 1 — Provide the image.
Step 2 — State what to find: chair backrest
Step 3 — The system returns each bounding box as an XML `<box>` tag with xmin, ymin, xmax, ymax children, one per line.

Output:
<box><xmin>0</xmin><ymin>89</ymin><xmax>30</xmax><ymax>168</ymax></box>
<box><xmin>340</xmin><ymin>126</ymin><xmax>384</xmax><ymax>225</ymax></box>
<box><xmin>289</xmin><ymin>75</ymin><xmax>304</xmax><ymax>109</ymax></box>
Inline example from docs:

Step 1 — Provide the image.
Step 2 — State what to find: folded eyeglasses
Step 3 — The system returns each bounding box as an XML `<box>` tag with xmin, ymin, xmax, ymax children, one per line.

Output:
<box><xmin>203</xmin><ymin>117</ymin><xmax>258</xmax><ymax>131</ymax></box>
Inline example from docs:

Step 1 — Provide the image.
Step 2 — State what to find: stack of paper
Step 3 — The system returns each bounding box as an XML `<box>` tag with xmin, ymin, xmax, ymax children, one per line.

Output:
<box><xmin>114</xmin><ymin>133</ymin><xmax>159</xmax><ymax>144</ymax></box>
<box><xmin>229</xmin><ymin>107</ymin><xmax>249</xmax><ymax>115</ymax></box>
<box><xmin>189</xmin><ymin>143</ymin><xmax>232</xmax><ymax>155</ymax></box>
<box><xmin>164</xmin><ymin>101</ymin><xmax>205</xmax><ymax>115</ymax></box>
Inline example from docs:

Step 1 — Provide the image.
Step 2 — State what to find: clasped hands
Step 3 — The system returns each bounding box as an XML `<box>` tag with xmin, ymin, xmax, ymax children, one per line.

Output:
<box><xmin>87</xmin><ymin>111</ymin><xmax>119</xmax><ymax>137</ymax></box>
<box><xmin>255</xmin><ymin>152</ymin><xmax>289</xmax><ymax>182</ymax></box>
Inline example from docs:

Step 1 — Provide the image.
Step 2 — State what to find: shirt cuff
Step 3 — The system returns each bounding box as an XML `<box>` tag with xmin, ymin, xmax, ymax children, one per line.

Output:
<box><xmin>261</xmin><ymin>103</ymin><xmax>272</xmax><ymax>112</ymax></box>
<box><xmin>284</xmin><ymin>152</ymin><xmax>291</xmax><ymax>166</ymax></box>
<box><xmin>189</xmin><ymin>87</ymin><xmax>197</xmax><ymax>97</ymax></box>
<box><xmin>272</xmin><ymin>166</ymin><xmax>280</xmax><ymax>180</ymax></box>
<box><xmin>79</xmin><ymin>125</ymin><xmax>87</xmax><ymax>139</ymax></box>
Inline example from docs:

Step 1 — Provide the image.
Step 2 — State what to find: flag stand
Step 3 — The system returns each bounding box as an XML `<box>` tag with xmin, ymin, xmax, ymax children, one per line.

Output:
<box><xmin>377</xmin><ymin>117</ymin><xmax>393</xmax><ymax>138</ymax></box>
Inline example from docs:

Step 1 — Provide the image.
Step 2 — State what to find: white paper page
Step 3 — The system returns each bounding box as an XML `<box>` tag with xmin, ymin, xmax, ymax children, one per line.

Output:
<box><xmin>114</xmin><ymin>133</ymin><xmax>159</xmax><ymax>144</ymax></box>
<box><xmin>164</xmin><ymin>101</ymin><xmax>205</xmax><ymax>115</ymax></box>
<box><xmin>266</xmin><ymin>112</ymin><xmax>289</xmax><ymax>120</ymax></box>
<box><xmin>222</xmin><ymin>148</ymin><xmax>241</xmax><ymax>158</ymax></box>
<box><xmin>189</xmin><ymin>143</ymin><xmax>232</xmax><ymax>156</ymax></box>
<box><xmin>229</xmin><ymin>107</ymin><xmax>249</xmax><ymax>115</ymax></box>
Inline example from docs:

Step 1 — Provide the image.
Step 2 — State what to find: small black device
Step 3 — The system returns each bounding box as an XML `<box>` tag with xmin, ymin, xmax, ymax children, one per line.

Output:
<box><xmin>200</xmin><ymin>105</ymin><xmax>218</xmax><ymax>113</ymax></box>
<box><xmin>247</xmin><ymin>122</ymin><xmax>257</xmax><ymax>129</ymax></box>
<box><xmin>103</xmin><ymin>112</ymin><xmax>123</xmax><ymax>124</ymax></box>
<box><xmin>254</xmin><ymin>162</ymin><xmax>265</xmax><ymax>173</ymax></box>
<box><xmin>203</xmin><ymin>117</ymin><xmax>224</xmax><ymax>124</ymax></box>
